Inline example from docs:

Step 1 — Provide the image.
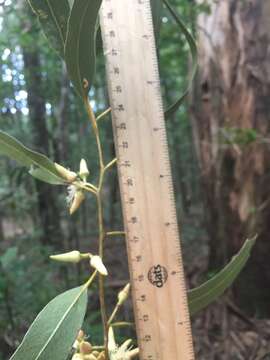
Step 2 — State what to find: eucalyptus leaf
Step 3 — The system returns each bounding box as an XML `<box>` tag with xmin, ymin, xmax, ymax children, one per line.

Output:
<box><xmin>29</xmin><ymin>167</ymin><xmax>65</xmax><ymax>185</ymax></box>
<box><xmin>0</xmin><ymin>131</ymin><xmax>65</xmax><ymax>185</ymax></box>
<box><xmin>10</xmin><ymin>286</ymin><xmax>88</xmax><ymax>360</ymax></box>
<box><xmin>188</xmin><ymin>238</ymin><xmax>256</xmax><ymax>316</ymax></box>
<box><xmin>163</xmin><ymin>0</ymin><xmax>198</xmax><ymax>118</ymax></box>
<box><xmin>64</xmin><ymin>0</ymin><xmax>102</xmax><ymax>98</ymax></box>
<box><xmin>27</xmin><ymin>0</ymin><xmax>70</xmax><ymax>57</ymax></box>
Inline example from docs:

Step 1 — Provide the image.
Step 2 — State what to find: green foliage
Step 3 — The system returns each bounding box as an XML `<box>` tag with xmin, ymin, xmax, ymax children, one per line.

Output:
<box><xmin>0</xmin><ymin>0</ymin><xmax>256</xmax><ymax>358</ymax></box>
<box><xmin>64</xmin><ymin>0</ymin><xmax>102</xmax><ymax>98</ymax></box>
<box><xmin>163</xmin><ymin>0</ymin><xmax>198</xmax><ymax>117</ymax></box>
<box><xmin>27</xmin><ymin>0</ymin><xmax>70</xmax><ymax>57</ymax></box>
<box><xmin>28</xmin><ymin>0</ymin><xmax>101</xmax><ymax>97</ymax></box>
<box><xmin>220</xmin><ymin>127</ymin><xmax>258</xmax><ymax>146</ymax></box>
<box><xmin>188</xmin><ymin>238</ymin><xmax>256</xmax><ymax>315</ymax></box>
<box><xmin>10</xmin><ymin>286</ymin><xmax>88</xmax><ymax>360</ymax></box>
<box><xmin>0</xmin><ymin>131</ymin><xmax>65</xmax><ymax>185</ymax></box>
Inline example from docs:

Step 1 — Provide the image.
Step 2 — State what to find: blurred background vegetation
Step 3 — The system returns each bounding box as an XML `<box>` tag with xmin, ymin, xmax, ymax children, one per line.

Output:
<box><xmin>1</xmin><ymin>0</ymin><xmax>270</xmax><ymax>359</ymax></box>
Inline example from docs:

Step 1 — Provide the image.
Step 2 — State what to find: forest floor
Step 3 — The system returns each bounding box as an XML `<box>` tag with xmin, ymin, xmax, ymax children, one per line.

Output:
<box><xmin>186</xmin><ymin>245</ymin><xmax>270</xmax><ymax>360</ymax></box>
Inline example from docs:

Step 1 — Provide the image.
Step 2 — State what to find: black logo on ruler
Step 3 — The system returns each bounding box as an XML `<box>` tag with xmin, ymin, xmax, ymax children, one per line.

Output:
<box><xmin>148</xmin><ymin>265</ymin><xmax>168</xmax><ymax>288</ymax></box>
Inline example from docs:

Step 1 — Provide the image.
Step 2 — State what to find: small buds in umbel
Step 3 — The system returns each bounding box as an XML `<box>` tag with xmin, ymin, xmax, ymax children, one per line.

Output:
<box><xmin>55</xmin><ymin>163</ymin><xmax>77</xmax><ymax>183</ymax></box>
<box><xmin>117</xmin><ymin>283</ymin><xmax>131</xmax><ymax>306</ymax></box>
<box><xmin>50</xmin><ymin>250</ymin><xmax>82</xmax><ymax>264</ymax></box>
<box><xmin>90</xmin><ymin>255</ymin><xmax>108</xmax><ymax>276</ymax></box>
<box><xmin>79</xmin><ymin>158</ymin><xmax>90</xmax><ymax>180</ymax></box>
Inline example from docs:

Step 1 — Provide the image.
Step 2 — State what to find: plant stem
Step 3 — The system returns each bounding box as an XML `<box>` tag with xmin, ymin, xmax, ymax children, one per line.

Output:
<box><xmin>106</xmin><ymin>231</ymin><xmax>125</xmax><ymax>237</ymax></box>
<box><xmin>104</xmin><ymin>158</ymin><xmax>117</xmax><ymax>172</ymax></box>
<box><xmin>96</xmin><ymin>107</ymin><xmax>111</xmax><ymax>122</ymax></box>
<box><xmin>83</xmin><ymin>97</ymin><xmax>111</xmax><ymax>359</ymax></box>
<box><xmin>107</xmin><ymin>303</ymin><xmax>121</xmax><ymax>326</ymax></box>
<box><xmin>84</xmin><ymin>97</ymin><xmax>104</xmax><ymax>172</ymax></box>
<box><xmin>111</xmin><ymin>321</ymin><xmax>135</xmax><ymax>328</ymax></box>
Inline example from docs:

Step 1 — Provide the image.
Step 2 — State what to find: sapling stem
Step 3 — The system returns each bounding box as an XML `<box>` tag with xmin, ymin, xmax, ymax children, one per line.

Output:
<box><xmin>83</xmin><ymin>98</ymin><xmax>119</xmax><ymax>359</ymax></box>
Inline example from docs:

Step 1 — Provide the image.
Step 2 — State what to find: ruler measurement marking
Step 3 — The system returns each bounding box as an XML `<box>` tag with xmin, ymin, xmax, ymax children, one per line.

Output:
<box><xmin>100</xmin><ymin>0</ymin><xmax>194</xmax><ymax>358</ymax></box>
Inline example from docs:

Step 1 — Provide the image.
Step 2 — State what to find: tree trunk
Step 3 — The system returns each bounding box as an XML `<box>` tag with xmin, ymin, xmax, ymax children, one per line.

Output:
<box><xmin>191</xmin><ymin>0</ymin><xmax>270</xmax><ymax>315</ymax></box>
<box><xmin>22</xmin><ymin>9</ymin><xmax>62</xmax><ymax>247</ymax></box>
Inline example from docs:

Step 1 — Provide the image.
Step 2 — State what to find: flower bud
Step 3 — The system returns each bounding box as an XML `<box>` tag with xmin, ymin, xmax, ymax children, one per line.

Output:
<box><xmin>70</xmin><ymin>190</ymin><xmax>85</xmax><ymax>215</ymax></box>
<box><xmin>80</xmin><ymin>341</ymin><xmax>92</xmax><ymax>355</ymax></box>
<box><xmin>79</xmin><ymin>158</ymin><xmax>90</xmax><ymax>179</ymax></box>
<box><xmin>92</xmin><ymin>351</ymin><xmax>100</xmax><ymax>357</ymax></box>
<box><xmin>50</xmin><ymin>250</ymin><xmax>81</xmax><ymax>264</ymax></box>
<box><xmin>90</xmin><ymin>256</ymin><xmax>108</xmax><ymax>276</ymax></box>
<box><xmin>117</xmin><ymin>283</ymin><xmax>131</xmax><ymax>306</ymax></box>
<box><xmin>55</xmin><ymin>163</ymin><xmax>77</xmax><ymax>182</ymax></box>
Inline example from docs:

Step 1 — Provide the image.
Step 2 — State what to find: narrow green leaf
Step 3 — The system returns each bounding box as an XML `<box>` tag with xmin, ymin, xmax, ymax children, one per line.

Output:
<box><xmin>188</xmin><ymin>238</ymin><xmax>256</xmax><ymax>316</ymax></box>
<box><xmin>64</xmin><ymin>0</ymin><xmax>102</xmax><ymax>98</ymax></box>
<box><xmin>163</xmin><ymin>0</ymin><xmax>198</xmax><ymax>118</ymax></box>
<box><xmin>68</xmin><ymin>0</ymin><xmax>74</xmax><ymax>8</ymax></box>
<box><xmin>27</xmin><ymin>0</ymin><xmax>70</xmax><ymax>57</ymax></box>
<box><xmin>0</xmin><ymin>131</ymin><xmax>65</xmax><ymax>185</ymax></box>
<box><xmin>29</xmin><ymin>167</ymin><xmax>65</xmax><ymax>185</ymax></box>
<box><xmin>10</xmin><ymin>286</ymin><xmax>88</xmax><ymax>360</ymax></box>
<box><xmin>151</xmin><ymin>0</ymin><xmax>163</xmax><ymax>42</ymax></box>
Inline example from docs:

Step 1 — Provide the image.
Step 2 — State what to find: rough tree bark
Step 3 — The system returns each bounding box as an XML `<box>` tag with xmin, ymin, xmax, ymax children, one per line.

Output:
<box><xmin>191</xmin><ymin>0</ymin><xmax>270</xmax><ymax>315</ymax></box>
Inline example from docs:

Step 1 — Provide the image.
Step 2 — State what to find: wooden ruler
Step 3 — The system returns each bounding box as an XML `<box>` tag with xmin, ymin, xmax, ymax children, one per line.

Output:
<box><xmin>100</xmin><ymin>1</ymin><xmax>195</xmax><ymax>359</ymax></box>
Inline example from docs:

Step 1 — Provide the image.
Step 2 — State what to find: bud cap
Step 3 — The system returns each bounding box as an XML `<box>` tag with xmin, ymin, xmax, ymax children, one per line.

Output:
<box><xmin>79</xmin><ymin>158</ymin><xmax>90</xmax><ymax>178</ymax></box>
<box><xmin>90</xmin><ymin>256</ymin><xmax>108</xmax><ymax>276</ymax></box>
<box><xmin>50</xmin><ymin>250</ymin><xmax>81</xmax><ymax>264</ymax></box>
<box><xmin>117</xmin><ymin>283</ymin><xmax>131</xmax><ymax>305</ymax></box>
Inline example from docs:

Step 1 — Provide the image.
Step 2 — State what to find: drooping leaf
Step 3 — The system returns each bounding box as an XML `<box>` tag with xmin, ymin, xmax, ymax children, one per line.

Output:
<box><xmin>64</xmin><ymin>0</ymin><xmax>102</xmax><ymax>98</ymax></box>
<box><xmin>27</xmin><ymin>0</ymin><xmax>70</xmax><ymax>57</ymax></box>
<box><xmin>10</xmin><ymin>286</ymin><xmax>88</xmax><ymax>360</ymax></box>
<box><xmin>163</xmin><ymin>0</ymin><xmax>198</xmax><ymax>118</ymax></box>
<box><xmin>29</xmin><ymin>167</ymin><xmax>65</xmax><ymax>185</ymax></box>
<box><xmin>0</xmin><ymin>131</ymin><xmax>65</xmax><ymax>185</ymax></box>
<box><xmin>188</xmin><ymin>238</ymin><xmax>256</xmax><ymax>316</ymax></box>
<box><xmin>151</xmin><ymin>0</ymin><xmax>163</xmax><ymax>42</ymax></box>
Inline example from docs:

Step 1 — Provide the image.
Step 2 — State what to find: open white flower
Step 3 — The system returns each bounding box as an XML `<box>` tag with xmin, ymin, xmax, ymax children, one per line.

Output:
<box><xmin>67</xmin><ymin>185</ymin><xmax>77</xmax><ymax>205</ymax></box>
<box><xmin>108</xmin><ymin>327</ymin><xmax>139</xmax><ymax>360</ymax></box>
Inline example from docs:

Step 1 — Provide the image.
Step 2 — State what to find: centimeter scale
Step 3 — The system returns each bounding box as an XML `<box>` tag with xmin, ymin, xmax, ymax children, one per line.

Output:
<box><xmin>100</xmin><ymin>1</ymin><xmax>195</xmax><ymax>359</ymax></box>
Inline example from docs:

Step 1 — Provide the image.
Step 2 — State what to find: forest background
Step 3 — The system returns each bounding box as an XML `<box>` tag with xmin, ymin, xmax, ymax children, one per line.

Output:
<box><xmin>0</xmin><ymin>0</ymin><xmax>270</xmax><ymax>359</ymax></box>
